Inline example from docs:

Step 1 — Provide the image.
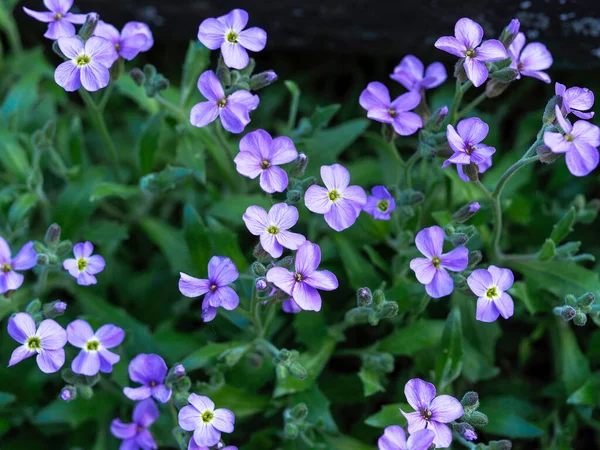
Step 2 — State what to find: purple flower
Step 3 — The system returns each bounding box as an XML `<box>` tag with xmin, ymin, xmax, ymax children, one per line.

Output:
<box><xmin>282</xmin><ymin>298</ymin><xmax>302</xmax><ymax>314</ymax></box>
<box><xmin>179</xmin><ymin>256</ymin><xmax>239</xmax><ymax>323</ymax></box>
<box><xmin>197</xmin><ymin>8</ymin><xmax>267</xmax><ymax>70</ymax></box>
<box><xmin>400</xmin><ymin>378</ymin><xmax>464</xmax><ymax>448</ymax></box>
<box><xmin>434</xmin><ymin>18</ymin><xmax>507</xmax><ymax>87</ymax></box>
<box><xmin>469</xmin><ymin>202</ymin><xmax>481</xmax><ymax>213</ymax></box>
<box><xmin>443</xmin><ymin>118</ymin><xmax>496</xmax><ymax>169</ymax></box>
<box><xmin>234</xmin><ymin>129</ymin><xmax>298</xmax><ymax>193</ymax></box>
<box><xmin>63</xmin><ymin>241</ymin><xmax>106</xmax><ymax>285</ymax></box>
<box><xmin>66</xmin><ymin>319</ymin><xmax>124</xmax><ymax>376</ymax></box>
<box><xmin>191</xmin><ymin>70</ymin><xmax>259</xmax><ymax>134</ymax></box>
<box><xmin>506</xmin><ymin>19</ymin><xmax>520</xmax><ymax>36</ymax></box>
<box><xmin>378</xmin><ymin>426</ymin><xmax>436</xmax><ymax>450</ymax></box>
<box><xmin>23</xmin><ymin>0</ymin><xmax>87</xmax><ymax>40</ymax></box>
<box><xmin>243</xmin><ymin>203</ymin><xmax>306</xmax><ymax>257</ymax></box>
<box><xmin>390</xmin><ymin>55</ymin><xmax>447</xmax><ymax>92</ymax></box>
<box><xmin>178</xmin><ymin>394</ymin><xmax>235</xmax><ymax>447</ymax></box>
<box><xmin>359</xmin><ymin>83</ymin><xmax>423</xmax><ymax>136</ymax></box>
<box><xmin>509</xmin><ymin>32</ymin><xmax>553</xmax><ymax>83</ymax></box>
<box><xmin>363</xmin><ymin>186</ymin><xmax>396</xmax><ymax>220</ymax></box>
<box><xmin>54</xmin><ymin>36</ymin><xmax>117</xmax><ymax>92</ymax></box>
<box><xmin>266</xmin><ymin>241</ymin><xmax>338</xmax><ymax>312</ymax></box>
<box><xmin>543</xmin><ymin>105</ymin><xmax>600</xmax><ymax>177</ymax></box>
<box><xmin>94</xmin><ymin>20</ymin><xmax>154</xmax><ymax>60</ymax></box>
<box><xmin>0</xmin><ymin>238</ymin><xmax>36</xmax><ymax>294</ymax></box>
<box><xmin>467</xmin><ymin>265</ymin><xmax>515</xmax><ymax>322</ymax></box>
<box><xmin>304</xmin><ymin>164</ymin><xmax>367</xmax><ymax>231</ymax></box>
<box><xmin>7</xmin><ymin>312</ymin><xmax>66</xmax><ymax>373</ymax></box>
<box><xmin>556</xmin><ymin>82</ymin><xmax>595</xmax><ymax>120</ymax></box>
<box><xmin>123</xmin><ymin>354</ymin><xmax>172</xmax><ymax>403</ymax></box>
<box><xmin>409</xmin><ymin>226</ymin><xmax>469</xmax><ymax>298</ymax></box>
<box><xmin>464</xmin><ymin>428</ymin><xmax>478</xmax><ymax>441</ymax></box>
<box><xmin>110</xmin><ymin>398</ymin><xmax>159</xmax><ymax>450</ymax></box>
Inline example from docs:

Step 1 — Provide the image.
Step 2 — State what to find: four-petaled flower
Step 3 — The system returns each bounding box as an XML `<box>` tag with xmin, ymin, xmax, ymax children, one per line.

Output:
<box><xmin>378</xmin><ymin>426</ymin><xmax>436</xmax><ymax>450</ymax></box>
<box><xmin>63</xmin><ymin>241</ymin><xmax>106</xmax><ymax>285</ymax></box>
<box><xmin>400</xmin><ymin>378</ymin><xmax>464</xmax><ymax>448</ymax></box>
<box><xmin>435</xmin><ymin>18</ymin><xmax>507</xmax><ymax>87</ymax></box>
<box><xmin>234</xmin><ymin>129</ymin><xmax>298</xmax><ymax>193</ymax></box>
<box><xmin>359</xmin><ymin>83</ymin><xmax>423</xmax><ymax>136</ymax></box>
<box><xmin>266</xmin><ymin>241</ymin><xmax>338</xmax><ymax>312</ymax></box>
<box><xmin>67</xmin><ymin>319</ymin><xmax>124</xmax><ymax>376</ymax></box>
<box><xmin>179</xmin><ymin>256</ymin><xmax>240</xmax><ymax>323</ymax></box>
<box><xmin>390</xmin><ymin>55</ymin><xmax>447</xmax><ymax>93</ymax></box>
<box><xmin>110</xmin><ymin>398</ymin><xmax>159</xmax><ymax>450</ymax></box>
<box><xmin>54</xmin><ymin>36</ymin><xmax>118</xmax><ymax>92</ymax></box>
<box><xmin>190</xmin><ymin>70</ymin><xmax>259</xmax><ymax>134</ymax></box>
<box><xmin>443</xmin><ymin>118</ymin><xmax>496</xmax><ymax>170</ymax></box>
<box><xmin>363</xmin><ymin>186</ymin><xmax>396</xmax><ymax>221</ymax></box>
<box><xmin>556</xmin><ymin>82</ymin><xmax>595</xmax><ymax>120</ymax></box>
<box><xmin>123</xmin><ymin>353</ymin><xmax>172</xmax><ymax>403</ymax></box>
<box><xmin>178</xmin><ymin>394</ymin><xmax>235</xmax><ymax>448</ymax></box>
<box><xmin>197</xmin><ymin>8</ymin><xmax>267</xmax><ymax>70</ymax></box>
<box><xmin>467</xmin><ymin>265</ymin><xmax>515</xmax><ymax>322</ymax></box>
<box><xmin>23</xmin><ymin>0</ymin><xmax>87</xmax><ymax>40</ymax></box>
<box><xmin>543</xmin><ymin>105</ymin><xmax>600</xmax><ymax>177</ymax></box>
<box><xmin>94</xmin><ymin>20</ymin><xmax>154</xmax><ymax>60</ymax></box>
<box><xmin>304</xmin><ymin>164</ymin><xmax>367</xmax><ymax>231</ymax></box>
<box><xmin>509</xmin><ymin>32</ymin><xmax>553</xmax><ymax>84</ymax></box>
<box><xmin>410</xmin><ymin>226</ymin><xmax>469</xmax><ymax>298</ymax></box>
<box><xmin>243</xmin><ymin>203</ymin><xmax>306</xmax><ymax>257</ymax></box>
<box><xmin>7</xmin><ymin>312</ymin><xmax>67</xmax><ymax>373</ymax></box>
<box><xmin>0</xmin><ymin>237</ymin><xmax>36</xmax><ymax>294</ymax></box>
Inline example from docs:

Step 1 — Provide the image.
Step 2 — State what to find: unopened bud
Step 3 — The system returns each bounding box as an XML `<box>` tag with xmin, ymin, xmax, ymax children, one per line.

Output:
<box><xmin>461</xmin><ymin>391</ymin><xmax>479</xmax><ymax>408</ymax></box>
<box><xmin>250</xmin><ymin>70</ymin><xmax>278</xmax><ymax>91</ymax></box>
<box><xmin>399</xmin><ymin>189</ymin><xmax>425</xmax><ymax>206</ymax></box>
<box><xmin>490</xmin><ymin>67</ymin><xmax>519</xmax><ymax>83</ymax></box>
<box><xmin>43</xmin><ymin>301</ymin><xmax>67</xmax><ymax>319</ymax></box>
<box><xmin>276</xmin><ymin>256</ymin><xmax>295</xmax><ymax>269</ymax></box>
<box><xmin>564</xmin><ymin>294</ymin><xmax>577</xmax><ymax>307</ymax></box>
<box><xmin>216</xmin><ymin>59</ymin><xmax>231</xmax><ymax>86</ymax></box>
<box><xmin>48</xmin><ymin>254</ymin><xmax>59</xmax><ymax>265</ymax></box>
<box><xmin>289</xmin><ymin>403</ymin><xmax>309</xmax><ymax>421</ymax></box>
<box><xmin>255</xmin><ymin>278</ymin><xmax>268</xmax><ymax>291</ymax></box>
<box><xmin>344</xmin><ymin>307</ymin><xmax>371</xmax><ymax>325</ymax></box>
<box><xmin>78</xmin><ymin>385</ymin><xmax>94</xmax><ymax>400</ymax></box>
<box><xmin>56</xmin><ymin>240</ymin><xmax>73</xmax><ymax>256</ymax></box>
<box><xmin>536</xmin><ymin>144</ymin><xmax>560</xmax><ymax>164</ymax></box>
<box><xmin>176</xmin><ymin>376</ymin><xmax>192</xmax><ymax>393</ymax></box>
<box><xmin>454</xmin><ymin>59</ymin><xmax>468</xmax><ymax>83</ymax></box>
<box><xmin>167</xmin><ymin>364</ymin><xmax>186</xmax><ymax>385</ymax></box>
<box><xmin>36</xmin><ymin>254</ymin><xmax>50</xmax><ymax>266</ymax></box>
<box><xmin>468</xmin><ymin>250</ymin><xmax>483</xmax><ymax>268</ymax></box>
<box><xmin>301</xmin><ymin>176</ymin><xmax>317</xmax><ymax>189</ymax></box>
<box><xmin>143</xmin><ymin>64</ymin><xmax>157</xmax><ymax>79</ymax></box>
<box><xmin>33</xmin><ymin>241</ymin><xmax>46</xmax><ymax>253</ymax></box>
<box><xmin>25</xmin><ymin>299</ymin><xmax>42</xmax><ymax>315</ymax></box>
<box><xmin>357</xmin><ymin>287</ymin><xmax>373</xmax><ymax>307</ymax></box>
<box><xmin>284</xmin><ymin>423</ymin><xmax>299</xmax><ymax>439</ymax></box>
<box><xmin>500</xmin><ymin>19</ymin><xmax>520</xmax><ymax>48</ymax></box>
<box><xmin>174</xmin><ymin>392</ymin><xmax>190</xmax><ymax>410</ymax></box>
<box><xmin>286</xmin><ymin>189</ymin><xmax>303</xmax><ymax>204</ymax></box>
<box><xmin>485</xmin><ymin>79</ymin><xmax>510</xmax><ymax>98</ymax></box>
<box><xmin>452</xmin><ymin>202</ymin><xmax>480</xmax><ymax>223</ymax></box>
<box><xmin>418</xmin><ymin>142</ymin><xmax>437</xmax><ymax>160</ymax></box>
<box><xmin>276</xmin><ymin>364</ymin><xmax>289</xmax><ymax>381</ymax></box>
<box><xmin>44</xmin><ymin>223</ymin><xmax>61</xmax><ymax>246</ymax></box>
<box><xmin>467</xmin><ymin>411</ymin><xmax>489</xmax><ymax>427</ymax></box>
<box><xmin>291</xmin><ymin>153</ymin><xmax>308</xmax><ymax>177</ymax></box>
<box><xmin>60</xmin><ymin>385</ymin><xmax>77</xmax><ymax>402</ymax></box>
<box><xmin>288</xmin><ymin>362</ymin><xmax>308</xmax><ymax>379</ymax></box>
<box><xmin>464</xmin><ymin>162</ymin><xmax>479</xmax><ymax>181</ymax></box>
<box><xmin>253</xmin><ymin>243</ymin><xmax>269</xmax><ymax>260</ymax></box>
<box><xmin>453</xmin><ymin>273</ymin><xmax>468</xmax><ymax>290</ymax></box>
<box><xmin>557</xmin><ymin>305</ymin><xmax>576</xmax><ymax>321</ymax></box>
<box><xmin>573</xmin><ymin>311</ymin><xmax>587</xmax><ymax>326</ymax></box>
<box><xmin>251</xmin><ymin>262</ymin><xmax>267</xmax><ymax>277</ymax></box>
<box><xmin>451</xmin><ymin>233</ymin><xmax>470</xmax><ymax>246</ymax></box>
<box><xmin>372</xmin><ymin>289</ymin><xmax>386</xmax><ymax>306</ymax></box>
<box><xmin>130</xmin><ymin>68</ymin><xmax>146</xmax><ymax>86</ymax></box>
<box><xmin>543</xmin><ymin>95</ymin><xmax>561</xmax><ymax>124</ymax></box>
<box><xmin>78</xmin><ymin>13</ymin><xmax>100</xmax><ymax>40</ymax></box>
<box><xmin>577</xmin><ymin>292</ymin><xmax>595</xmax><ymax>308</ymax></box>
<box><xmin>378</xmin><ymin>301</ymin><xmax>399</xmax><ymax>319</ymax></box>
<box><xmin>453</xmin><ymin>422</ymin><xmax>478</xmax><ymax>441</ymax></box>
<box><xmin>426</xmin><ymin>106</ymin><xmax>449</xmax><ymax>131</ymax></box>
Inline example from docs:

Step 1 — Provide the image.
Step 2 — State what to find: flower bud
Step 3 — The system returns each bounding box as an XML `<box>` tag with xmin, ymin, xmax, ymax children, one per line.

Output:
<box><xmin>500</xmin><ymin>19</ymin><xmax>520</xmax><ymax>48</ymax></box>
<box><xmin>48</xmin><ymin>254</ymin><xmax>59</xmax><ymax>266</ymax></box>
<box><xmin>130</xmin><ymin>68</ymin><xmax>146</xmax><ymax>86</ymax></box>
<box><xmin>452</xmin><ymin>202</ymin><xmax>481</xmax><ymax>223</ymax></box>
<box><xmin>253</xmin><ymin>243</ymin><xmax>270</xmax><ymax>260</ymax></box>
<box><xmin>467</xmin><ymin>411</ymin><xmax>489</xmax><ymax>427</ymax></box>
<box><xmin>536</xmin><ymin>144</ymin><xmax>560</xmax><ymax>164</ymax></box>
<box><xmin>399</xmin><ymin>189</ymin><xmax>425</xmax><ymax>206</ymax></box>
<box><xmin>60</xmin><ymin>385</ymin><xmax>77</xmax><ymax>402</ymax></box>
<box><xmin>564</xmin><ymin>294</ymin><xmax>577</xmax><ymax>307</ymax></box>
<box><xmin>143</xmin><ymin>64</ymin><xmax>157</xmax><ymax>80</ymax></box>
<box><xmin>44</xmin><ymin>223</ymin><xmax>62</xmax><ymax>246</ymax></box>
<box><xmin>454</xmin><ymin>59</ymin><xmax>468</xmax><ymax>83</ymax></box>
<box><xmin>291</xmin><ymin>153</ymin><xmax>308</xmax><ymax>177</ymax></box>
<box><xmin>485</xmin><ymin>79</ymin><xmax>510</xmax><ymax>98</ymax></box>
<box><xmin>33</xmin><ymin>241</ymin><xmax>46</xmax><ymax>253</ymax></box>
<box><xmin>468</xmin><ymin>250</ymin><xmax>483</xmax><ymax>268</ymax></box>
<box><xmin>286</xmin><ymin>189</ymin><xmax>303</xmax><ymax>204</ymax></box>
<box><xmin>452</xmin><ymin>273</ymin><xmax>468</xmax><ymax>290</ymax></box>
<box><xmin>573</xmin><ymin>311</ymin><xmax>587</xmax><ymax>326</ymax></box>
<box><xmin>43</xmin><ymin>300</ymin><xmax>67</xmax><ymax>319</ymax></box>
<box><xmin>453</xmin><ymin>422</ymin><xmax>477</xmax><ymax>441</ymax></box>
<box><xmin>276</xmin><ymin>365</ymin><xmax>289</xmax><ymax>381</ymax></box>
<box><xmin>557</xmin><ymin>305</ymin><xmax>576</xmax><ymax>321</ymax></box>
<box><xmin>344</xmin><ymin>307</ymin><xmax>371</xmax><ymax>325</ymax></box>
<box><xmin>56</xmin><ymin>240</ymin><xmax>73</xmax><ymax>256</ymax></box>
<box><xmin>488</xmin><ymin>440</ymin><xmax>512</xmax><ymax>450</ymax></box>
<box><xmin>216</xmin><ymin>60</ymin><xmax>231</xmax><ymax>87</ymax></box>
<box><xmin>357</xmin><ymin>287</ymin><xmax>373</xmax><ymax>307</ymax></box>
<box><xmin>276</xmin><ymin>256</ymin><xmax>295</xmax><ymax>269</ymax></box>
<box><xmin>461</xmin><ymin>391</ymin><xmax>479</xmax><ymax>407</ymax></box>
<box><xmin>255</xmin><ymin>278</ymin><xmax>268</xmax><ymax>291</ymax></box>
<box><xmin>174</xmin><ymin>392</ymin><xmax>190</xmax><ymax>410</ymax></box>
<box><xmin>288</xmin><ymin>362</ymin><xmax>308</xmax><ymax>380</ymax></box>
<box><xmin>289</xmin><ymin>403</ymin><xmax>309</xmax><ymax>421</ymax></box>
<box><xmin>378</xmin><ymin>301</ymin><xmax>399</xmax><ymax>319</ymax></box>
<box><xmin>451</xmin><ymin>233</ymin><xmax>470</xmax><ymax>246</ymax></box>
<box><xmin>368</xmin><ymin>309</ymin><xmax>380</xmax><ymax>326</ymax></box>
<box><xmin>418</xmin><ymin>142</ymin><xmax>438</xmax><ymax>160</ymax></box>
<box><xmin>176</xmin><ymin>376</ymin><xmax>192</xmax><ymax>393</ymax></box>
<box><xmin>78</xmin><ymin>13</ymin><xmax>100</xmax><ymax>40</ymax></box>
<box><xmin>490</xmin><ymin>68</ymin><xmax>519</xmax><ymax>83</ymax></box>
<box><xmin>425</xmin><ymin>106</ymin><xmax>449</xmax><ymax>131</ymax></box>
<box><xmin>275</xmin><ymin>349</ymin><xmax>292</xmax><ymax>364</ymax></box>
<box><xmin>543</xmin><ymin>95</ymin><xmax>562</xmax><ymax>124</ymax></box>
<box><xmin>284</xmin><ymin>423</ymin><xmax>299</xmax><ymax>439</ymax></box>
<box><xmin>372</xmin><ymin>289</ymin><xmax>386</xmax><ymax>306</ymax></box>
<box><xmin>36</xmin><ymin>253</ymin><xmax>50</xmax><ymax>266</ymax></box>
<box><xmin>250</xmin><ymin>70</ymin><xmax>278</xmax><ymax>91</ymax></box>
<box><xmin>577</xmin><ymin>292</ymin><xmax>595</xmax><ymax>308</ymax></box>
<box><xmin>251</xmin><ymin>261</ymin><xmax>267</xmax><ymax>277</ymax></box>
<box><xmin>78</xmin><ymin>385</ymin><xmax>94</xmax><ymax>400</ymax></box>
<box><xmin>167</xmin><ymin>364</ymin><xmax>186</xmax><ymax>384</ymax></box>
<box><xmin>26</xmin><ymin>299</ymin><xmax>42</xmax><ymax>314</ymax></box>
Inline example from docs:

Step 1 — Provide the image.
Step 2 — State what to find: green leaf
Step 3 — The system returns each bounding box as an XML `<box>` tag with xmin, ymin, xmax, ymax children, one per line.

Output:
<box><xmin>322</xmin><ymin>434</ymin><xmax>372</xmax><ymax>450</ymax></box>
<box><xmin>139</xmin><ymin>165</ymin><xmax>192</xmax><ymax>194</ymax></box>
<box><xmin>8</xmin><ymin>193</ymin><xmax>37</xmax><ymax>225</ymax></box>
<box><xmin>0</xmin><ymin>130</ymin><xmax>31</xmax><ymax>181</ymax></box>
<box><xmin>550</xmin><ymin>207</ymin><xmax>576</xmax><ymax>244</ymax></box>
<box><xmin>138</xmin><ymin>112</ymin><xmax>165</xmax><ymax>174</ymax></box>
<box><xmin>0</xmin><ymin>392</ymin><xmax>16</xmax><ymax>409</ymax></box>
<box><xmin>205</xmin><ymin>385</ymin><xmax>269</xmax><ymax>418</ymax></box>
<box><xmin>553</xmin><ymin>319</ymin><xmax>591</xmax><ymax>395</ymax></box>
<box><xmin>177</xmin><ymin>134</ymin><xmax>206</xmax><ymax>184</ymax></box>
<box><xmin>310</xmin><ymin>104</ymin><xmax>341</xmax><ymax>130</ymax></box>
<box><xmin>332</xmin><ymin>234</ymin><xmax>379</xmax><ymax>289</ymax></box>
<box><xmin>208</xmin><ymin>195</ymin><xmax>271</xmax><ymax>224</ymax></box>
<box><xmin>567</xmin><ymin>374</ymin><xmax>600</xmax><ymax>406</ymax></box>
<box><xmin>139</xmin><ymin>218</ymin><xmax>193</xmax><ymax>273</ymax></box>
<box><xmin>435</xmin><ymin>307</ymin><xmax>463</xmax><ymax>390</ymax></box>
<box><xmin>206</xmin><ymin>217</ymin><xmax>248</xmax><ymax>271</ymax></box>
<box><xmin>33</xmin><ymin>396</ymin><xmax>114</xmax><ymax>428</ymax></box>
<box><xmin>89</xmin><ymin>183</ymin><xmax>139</xmax><ymax>202</ymax></box>
<box><xmin>365</xmin><ymin>403</ymin><xmax>410</xmax><ymax>428</ymax></box>
<box><xmin>292</xmin><ymin>386</ymin><xmax>338</xmax><ymax>433</ymax></box>
<box><xmin>183</xmin><ymin>204</ymin><xmax>212</xmax><ymax>272</ymax></box>
<box><xmin>482</xmin><ymin>396</ymin><xmax>543</xmax><ymax>439</ymax></box>
<box><xmin>377</xmin><ymin>320</ymin><xmax>444</xmax><ymax>356</ymax></box>
<box><xmin>181</xmin><ymin>41</ymin><xmax>210</xmax><ymax>105</ymax></box>
<box><xmin>537</xmin><ymin>238</ymin><xmax>556</xmax><ymax>261</ymax></box>
<box><xmin>364</xmin><ymin>132</ymin><xmax>403</xmax><ymax>186</ymax></box>
<box><xmin>358</xmin><ymin>367</ymin><xmax>386</xmax><ymax>397</ymax></box>
<box><xmin>510</xmin><ymin>281</ymin><xmax>549</xmax><ymax>314</ymax></box>
<box><xmin>181</xmin><ymin>341</ymin><xmax>246</xmax><ymax>372</ymax></box>
<box><xmin>284</xmin><ymin>80</ymin><xmax>300</xmax><ymax>97</ymax></box>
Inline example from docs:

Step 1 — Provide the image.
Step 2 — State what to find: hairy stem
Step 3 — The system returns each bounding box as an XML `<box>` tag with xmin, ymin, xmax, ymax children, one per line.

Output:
<box><xmin>457</xmin><ymin>91</ymin><xmax>488</xmax><ymax>120</ymax></box>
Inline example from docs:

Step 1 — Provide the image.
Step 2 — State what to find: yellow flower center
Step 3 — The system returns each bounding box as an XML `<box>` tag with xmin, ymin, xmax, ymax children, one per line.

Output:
<box><xmin>77</xmin><ymin>258</ymin><xmax>88</xmax><ymax>272</ymax></box>
<box><xmin>465</xmin><ymin>49</ymin><xmax>476</xmax><ymax>58</ymax></box>
<box><xmin>54</xmin><ymin>13</ymin><xmax>63</xmax><ymax>20</ymax></box>
<box><xmin>1</xmin><ymin>263</ymin><xmax>12</xmax><ymax>273</ymax></box>
<box><xmin>431</xmin><ymin>256</ymin><xmax>442</xmax><ymax>268</ymax></box>
<box><xmin>261</xmin><ymin>160</ymin><xmax>271</xmax><ymax>169</ymax></box>
<box><xmin>294</xmin><ymin>273</ymin><xmax>303</xmax><ymax>282</ymax></box>
<box><xmin>26</xmin><ymin>336</ymin><xmax>42</xmax><ymax>351</ymax></box>
<box><xmin>387</xmin><ymin>108</ymin><xmax>397</xmax><ymax>118</ymax></box>
<box><xmin>377</xmin><ymin>200</ymin><xmax>389</xmax><ymax>212</ymax></box>
<box><xmin>85</xmin><ymin>339</ymin><xmax>100</xmax><ymax>352</ymax></box>
<box><xmin>75</xmin><ymin>55</ymin><xmax>91</xmax><ymax>67</ymax></box>
<box><xmin>267</xmin><ymin>225</ymin><xmax>279</xmax><ymax>235</ymax></box>
<box><xmin>201</xmin><ymin>410</ymin><xmax>215</xmax><ymax>423</ymax></box>
<box><xmin>420</xmin><ymin>408</ymin><xmax>433</xmax><ymax>421</ymax></box>
<box><xmin>465</xmin><ymin>144</ymin><xmax>476</xmax><ymax>155</ymax></box>
<box><xmin>225</xmin><ymin>30</ymin><xmax>239</xmax><ymax>43</ymax></box>
<box><xmin>328</xmin><ymin>190</ymin><xmax>342</xmax><ymax>202</ymax></box>
<box><xmin>565</xmin><ymin>134</ymin><xmax>575</xmax><ymax>142</ymax></box>
<box><xmin>217</xmin><ymin>98</ymin><xmax>227</xmax><ymax>108</ymax></box>
<box><xmin>210</xmin><ymin>284</ymin><xmax>218</xmax><ymax>292</ymax></box>
<box><xmin>485</xmin><ymin>286</ymin><xmax>499</xmax><ymax>299</ymax></box>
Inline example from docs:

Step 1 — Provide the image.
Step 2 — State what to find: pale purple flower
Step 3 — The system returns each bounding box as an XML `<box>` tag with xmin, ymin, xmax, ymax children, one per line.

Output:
<box><xmin>556</xmin><ymin>82</ymin><xmax>595</xmax><ymax>120</ymax></box>
<box><xmin>434</xmin><ymin>18</ymin><xmax>508</xmax><ymax>87</ymax></box>
<box><xmin>23</xmin><ymin>0</ymin><xmax>87</xmax><ymax>40</ymax></box>
<box><xmin>63</xmin><ymin>241</ymin><xmax>106</xmax><ymax>285</ymax></box>
<box><xmin>400</xmin><ymin>378</ymin><xmax>464</xmax><ymax>448</ymax></box>
<box><xmin>464</xmin><ymin>428</ymin><xmax>478</xmax><ymax>441</ymax></box>
<box><xmin>467</xmin><ymin>265</ymin><xmax>515</xmax><ymax>322</ymax></box>
<box><xmin>197</xmin><ymin>8</ymin><xmax>267</xmax><ymax>70</ymax></box>
<box><xmin>378</xmin><ymin>426</ymin><xmax>436</xmax><ymax>450</ymax></box>
<box><xmin>390</xmin><ymin>55</ymin><xmax>447</xmax><ymax>92</ymax></box>
<box><xmin>67</xmin><ymin>319</ymin><xmax>124</xmax><ymax>376</ymax></box>
<box><xmin>191</xmin><ymin>70</ymin><xmax>259</xmax><ymax>134</ymax></box>
<box><xmin>179</xmin><ymin>256</ymin><xmax>239</xmax><ymax>323</ymax></box>
<box><xmin>7</xmin><ymin>312</ymin><xmax>66</xmax><ymax>373</ymax></box>
<box><xmin>443</xmin><ymin>118</ymin><xmax>496</xmax><ymax>169</ymax></box>
<box><xmin>94</xmin><ymin>20</ymin><xmax>154</xmax><ymax>60</ymax></box>
<box><xmin>123</xmin><ymin>354</ymin><xmax>172</xmax><ymax>403</ymax></box>
<box><xmin>110</xmin><ymin>398</ymin><xmax>159</xmax><ymax>450</ymax></box>
<box><xmin>54</xmin><ymin>36</ymin><xmax>117</xmax><ymax>92</ymax></box>
<box><xmin>266</xmin><ymin>241</ymin><xmax>338</xmax><ymax>312</ymax></box>
<box><xmin>363</xmin><ymin>186</ymin><xmax>396</xmax><ymax>220</ymax></box>
<box><xmin>234</xmin><ymin>129</ymin><xmax>298</xmax><ymax>193</ymax></box>
<box><xmin>179</xmin><ymin>394</ymin><xmax>235</xmax><ymax>447</ymax></box>
<box><xmin>282</xmin><ymin>298</ymin><xmax>302</xmax><ymax>313</ymax></box>
<box><xmin>543</xmin><ymin>105</ymin><xmax>600</xmax><ymax>177</ymax></box>
<box><xmin>304</xmin><ymin>164</ymin><xmax>367</xmax><ymax>231</ymax></box>
<box><xmin>509</xmin><ymin>32</ymin><xmax>553</xmax><ymax>83</ymax></box>
<box><xmin>409</xmin><ymin>226</ymin><xmax>469</xmax><ymax>298</ymax></box>
<box><xmin>506</xmin><ymin>19</ymin><xmax>520</xmax><ymax>36</ymax></box>
<box><xmin>359</xmin><ymin>83</ymin><xmax>423</xmax><ymax>136</ymax></box>
<box><xmin>457</xmin><ymin>155</ymin><xmax>492</xmax><ymax>182</ymax></box>
<box><xmin>0</xmin><ymin>238</ymin><xmax>36</xmax><ymax>294</ymax></box>
<box><xmin>469</xmin><ymin>202</ymin><xmax>481</xmax><ymax>213</ymax></box>
<box><xmin>243</xmin><ymin>203</ymin><xmax>306</xmax><ymax>257</ymax></box>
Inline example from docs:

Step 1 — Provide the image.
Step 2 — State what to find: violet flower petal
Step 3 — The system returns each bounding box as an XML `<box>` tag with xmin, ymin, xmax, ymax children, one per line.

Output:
<box><xmin>425</xmin><ymin>269</ymin><xmax>454</xmax><ymax>298</ymax></box>
<box><xmin>404</xmin><ymin>378</ymin><xmax>436</xmax><ymax>410</ymax></box>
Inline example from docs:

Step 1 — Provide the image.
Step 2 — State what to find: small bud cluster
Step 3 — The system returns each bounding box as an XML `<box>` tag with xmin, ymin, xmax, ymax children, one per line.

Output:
<box><xmin>554</xmin><ymin>292</ymin><xmax>595</xmax><ymax>326</ymax></box>
<box><xmin>34</xmin><ymin>223</ymin><xmax>72</xmax><ymax>268</ymax></box>
<box><xmin>345</xmin><ymin>288</ymin><xmax>398</xmax><ymax>326</ymax></box>
<box><xmin>26</xmin><ymin>298</ymin><xmax>67</xmax><ymax>322</ymax></box>
<box><xmin>130</xmin><ymin>64</ymin><xmax>170</xmax><ymax>98</ymax></box>
<box><xmin>453</xmin><ymin>391</ymin><xmax>489</xmax><ymax>442</ymax></box>
<box><xmin>60</xmin><ymin>368</ymin><xmax>101</xmax><ymax>401</ymax></box>
<box><xmin>273</xmin><ymin>349</ymin><xmax>308</xmax><ymax>381</ymax></box>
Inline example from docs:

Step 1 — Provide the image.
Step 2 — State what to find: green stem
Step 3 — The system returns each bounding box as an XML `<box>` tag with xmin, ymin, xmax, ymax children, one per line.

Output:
<box><xmin>287</xmin><ymin>87</ymin><xmax>300</xmax><ymax>132</ymax></box>
<box><xmin>404</xmin><ymin>151</ymin><xmax>421</xmax><ymax>189</ymax></box>
<box><xmin>457</xmin><ymin>91</ymin><xmax>488</xmax><ymax>120</ymax></box>
<box><xmin>214</xmin><ymin>121</ymin><xmax>234</xmax><ymax>162</ymax></box>
<box><xmin>1</xmin><ymin>9</ymin><xmax>23</xmax><ymax>54</ymax></box>
<box><xmin>447</xmin><ymin>80</ymin><xmax>472</xmax><ymax>125</ymax></box>
<box><xmin>169</xmin><ymin>400</ymin><xmax>179</xmax><ymax>427</ymax></box>
<box><xmin>155</xmin><ymin>95</ymin><xmax>186</xmax><ymax>120</ymax></box>
<box><xmin>254</xmin><ymin>338</ymin><xmax>279</xmax><ymax>356</ymax></box>
<box><xmin>98</xmin><ymin>81</ymin><xmax>115</xmax><ymax>112</ymax></box>
<box><xmin>79</xmin><ymin>89</ymin><xmax>122</xmax><ymax>182</ymax></box>
<box><xmin>492</xmin><ymin>155</ymin><xmax>540</xmax><ymax>198</ymax></box>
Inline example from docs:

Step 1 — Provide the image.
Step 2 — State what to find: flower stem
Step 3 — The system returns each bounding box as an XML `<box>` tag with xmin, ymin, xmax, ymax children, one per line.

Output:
<box><xmin>457</xmin><ymin>91</ymin><xmax>488</xmax><ymax>120</ymax></box>
<box><xmin>404</xmin><ymin>151</ymin><xmax>421</xmax><ymax>189</ymax></box>
<box><xmin>447</xmin><ymin>79</ymin><xmax>472</xmax><ymax>125</ymax></box>
<box><xmin>79</xmin><ymin>89</ymin><xmax>122</xmax><ymax>182</ymax></box>
<box><xmin>155</xmin><ymin>95</ymin><xmax>186</xmax><ymax>121</ymax></box>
